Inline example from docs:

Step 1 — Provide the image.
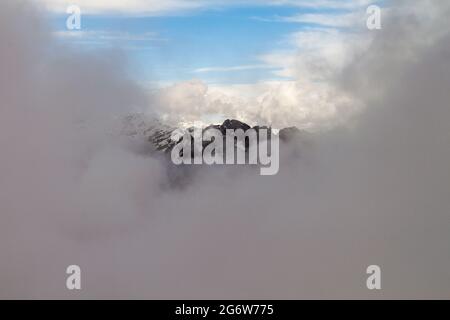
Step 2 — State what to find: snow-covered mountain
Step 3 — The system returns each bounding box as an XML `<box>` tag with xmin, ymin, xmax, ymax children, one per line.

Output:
<box><xmin>120</xmin><ymin>113</ymin><xmax>308</xmax><ymax>154</ymax></box>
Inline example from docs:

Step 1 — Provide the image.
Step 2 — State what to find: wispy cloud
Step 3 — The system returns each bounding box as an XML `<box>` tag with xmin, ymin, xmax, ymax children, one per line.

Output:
<box><xmin>268</xmin><ymin>0</ymin><xmax>376</xmax><ymax>10</ymax></box>
<box><xmin>193</xmin><ymin>65</ymin><xmax>275</xmax><ymax>73</ymax></box>
<box><xmin>251</xmin><ymin>12</ymin><xmax>363</xmax><ymax>28</ymax></box>
<box><xmin>279</xmin><ymin>12</ymin><xmax>362</xmax><ymax>27</ymax></box>
<box><xmin>54</xmin><ymin>30</ymin><xmax>162</xmax><ymax>42</ymax></box>
<box><xmin>53</xmin><ymin>30</ymin><xmax>166</xmax><ymax>50</ymax></box>
<box><xmin>252</xmin><ymin>0</ymin><xmax>381</xmax><ymax>28</ymax></box>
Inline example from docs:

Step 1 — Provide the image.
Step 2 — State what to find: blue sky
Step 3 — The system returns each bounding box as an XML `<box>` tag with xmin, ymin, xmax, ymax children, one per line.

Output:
<box><xmin>47</xmin><ymin>1</ymin><xmax>378</xmax><ymax>85</ymax></box>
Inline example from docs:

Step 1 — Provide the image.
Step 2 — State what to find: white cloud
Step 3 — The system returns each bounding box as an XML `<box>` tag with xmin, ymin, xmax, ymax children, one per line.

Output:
<box><xmin>268</xmin><ymin>0</ymin><xmax>376</xmax><ymax>10</ymax></box>
<box><xmin>151</xmin><ymin>79</ymin><xmax>362</xmax><ymax>131</ymax></box>
<box><xmin>193</xmin><ymin>65</ymin><xmax>274</xmax><ymax>73</ymax></box>
<box><xmin>280</xmin><ymin>12</ymin><xmax>361</xmax><ymax>27</ymax></box>
<box><xmin>261</xmin><ymin>28</ymin><xmax>370</xmax><ymax>80</ymax></box>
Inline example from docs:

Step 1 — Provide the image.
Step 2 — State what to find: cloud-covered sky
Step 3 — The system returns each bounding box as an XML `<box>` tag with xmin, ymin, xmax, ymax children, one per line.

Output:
<box><xmin>41</xmin><ymin>0</ymin><xmax>377</xmax><ymax>15</ymax></box>
<box><xmin>45</xmin><ymin>0</ymin><xmax>378</xmax><ymax>84</ymax></box>
<box><xmin>2</xmin><ymin>0</ymin><xmax>450</xmax><ymax>299</ymax></box>
<box><xmin>37</xmin><ymin>0</ymin><xmax>383</xmax><ymax>129</ymax></box>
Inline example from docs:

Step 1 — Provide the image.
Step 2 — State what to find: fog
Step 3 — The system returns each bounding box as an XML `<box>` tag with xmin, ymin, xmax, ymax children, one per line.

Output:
<box><xmin>0</xmin><ymin>0</ymin><xmax>449</xmax><ymax>298</ymax></box>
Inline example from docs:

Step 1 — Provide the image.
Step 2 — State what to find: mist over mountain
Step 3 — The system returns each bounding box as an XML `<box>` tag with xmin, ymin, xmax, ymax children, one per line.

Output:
<box><xmin>0</xmin><ymin>0</ymin><xmax>450</xmax><ymax>299</ymax></box>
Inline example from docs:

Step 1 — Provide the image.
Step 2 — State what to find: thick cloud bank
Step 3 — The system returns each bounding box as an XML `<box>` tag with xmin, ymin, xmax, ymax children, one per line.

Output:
<box><xmin>0</xmin><ymin>0</ymin><xmax>450</xmax><ymax>298</ymax></box>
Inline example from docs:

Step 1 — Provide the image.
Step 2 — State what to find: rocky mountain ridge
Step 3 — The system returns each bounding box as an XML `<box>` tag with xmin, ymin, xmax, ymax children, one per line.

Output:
<box><xmin>120</xmin><ymin>113</ymin><xmax>308</xmax><ymax>153</ymax></box>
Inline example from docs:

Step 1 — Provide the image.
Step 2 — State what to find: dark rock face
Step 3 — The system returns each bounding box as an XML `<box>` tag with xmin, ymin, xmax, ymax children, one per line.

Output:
<box><xmin>147</xmin><ymin>127</ymin><xmax>176</xmax><ymax>151</ymax></box>
<box><xmin>221</xmin><ymin>119</ymin><xmax>251</xmax><ymax>133</ymax></box>
<box><xmin>172</xmin><ymin>120</ymin><xmax>255</xmax><ymax>157</ymax></box>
